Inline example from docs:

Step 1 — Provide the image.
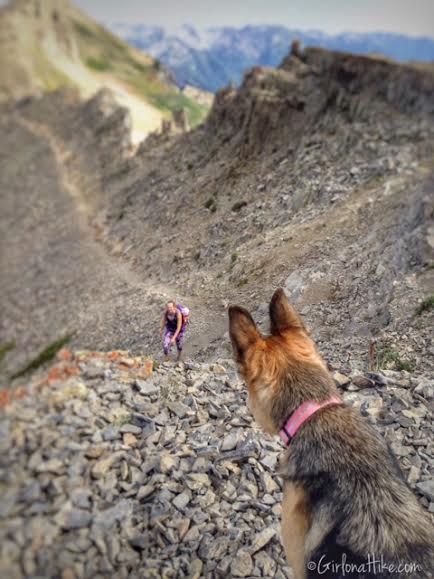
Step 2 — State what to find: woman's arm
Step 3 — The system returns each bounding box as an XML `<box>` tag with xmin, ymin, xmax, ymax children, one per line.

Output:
<box><xmin>172</xmin><ymin>310</ymin><xmax>182</xmax><ymax>340</ymax></box>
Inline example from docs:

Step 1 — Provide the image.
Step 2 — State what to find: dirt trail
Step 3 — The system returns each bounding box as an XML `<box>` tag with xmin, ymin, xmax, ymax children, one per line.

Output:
<box><xmin>0</xmin><ymin>114</ymin><xmax>227</xmax><ymax>381</ymax></box>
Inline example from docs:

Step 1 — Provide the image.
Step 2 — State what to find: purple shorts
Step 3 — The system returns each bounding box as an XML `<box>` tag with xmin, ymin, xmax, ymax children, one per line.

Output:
<box><xmin>163</xmin><ymin>325</ymin><xmax>187</xmax><ymax>355</ymax></box>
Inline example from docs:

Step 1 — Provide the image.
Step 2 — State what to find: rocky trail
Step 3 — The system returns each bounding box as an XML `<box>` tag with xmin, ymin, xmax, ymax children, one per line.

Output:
<box><xmin>0</xmin><ymin>350</ymin><xmax>432</xmax><ymax>578</ymax></box>
<box><xmin>0</xmin><ymin>103</ymin><xmax>228</xmax><ymax>382</ymax></box>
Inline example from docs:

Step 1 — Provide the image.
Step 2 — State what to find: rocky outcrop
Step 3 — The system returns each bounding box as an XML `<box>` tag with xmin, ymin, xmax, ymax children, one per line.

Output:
<box><xmin>0</xmin><ymin>350</ymin><xmax>432</xmax><ymax>578</ymax></box>
<box><xmin>204</xmin><ymin>46</ymin><xmax>434</xmax><ymax>160</ymax></box>
<box><xmin>295</xmin><ymin>47</ymin><xmax>434</xmax><ymax>114</ymax></box>
<box><xmin>138</xmin><ymin>107</ymin><xmax>192</xmax><ymax>152</ymax></box>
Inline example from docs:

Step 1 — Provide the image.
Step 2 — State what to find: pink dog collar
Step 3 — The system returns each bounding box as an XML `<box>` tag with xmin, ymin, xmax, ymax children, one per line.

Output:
<box><xmin>279</xmin><ymin>397</ymin><xmax>342</xmax><ymax>446</ymax></box>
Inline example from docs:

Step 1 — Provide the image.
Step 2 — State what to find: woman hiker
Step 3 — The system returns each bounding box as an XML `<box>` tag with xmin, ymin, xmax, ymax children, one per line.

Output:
<box><xmin>160</xmin><ymin>301</ymin><xmax>190</xmax><ymax>361</ymax></box>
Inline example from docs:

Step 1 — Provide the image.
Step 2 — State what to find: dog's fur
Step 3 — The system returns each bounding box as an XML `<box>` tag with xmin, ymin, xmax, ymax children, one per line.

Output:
<box><xmin>229</xmin><ymin>288</ymin><xmax>433</xmax><ymax>579</ymax></box>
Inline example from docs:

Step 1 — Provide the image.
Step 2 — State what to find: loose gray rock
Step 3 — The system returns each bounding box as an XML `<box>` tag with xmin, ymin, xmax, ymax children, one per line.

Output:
<box><xmin>136</xmin><ymin>379</ymin><xmax>159</xmax><ymax>396</ymax></box>
<box><xmin>102</xmin><ymin>425</ymin><xmax>120</xmax><ymax>441</ymax></box>
<box><xmin>91</xmin><ymin>451</ymin><xmax>124</xmax><ymax>479</ymax></box>
<box><xmin>249</xmin><ymin>527</ymin><xmax>277</xmax><ymax>555</ymax></box>
<box><xmin>56</xmin><ymin>507</ymin><xmax>92</xmax><ymax>530</ymax></box>
<box><xmin>119</xmin><ymin>423</ymin><xmax>142</xmax><ymax>434</ymax></box>
<box><xmin>172</xmin><ymin>491</ymin><xmax>191</xmax><ymax>511</ymax></box>
<box><xmin>416</xmin><ymin>480</ymin><xmax>434</xmax><ymax>502</ymax></box>
<box><xmin>231</xmin><ymin>550</ymin><xmax>254</xmax><ymax>577</ymax></box>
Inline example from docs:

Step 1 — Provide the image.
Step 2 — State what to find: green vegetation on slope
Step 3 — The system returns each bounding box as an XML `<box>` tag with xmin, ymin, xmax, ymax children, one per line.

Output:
<box><xmin>11</xmin><ymin>334</ymin><xmax>73</xmax><ymax>380</ymax></box>
<box><xmin>74</xmin><ymin>19</ymin><xmax>208</xmax><ymax>127</ymax></box>
<box><xmin>376</xmin><ymin>343</ymin><xmax>414</xmax><ymax>373</ymax></box>
<box><xmin>0</xmin><ymin>341</ymin><xmax>16</xmax><ymax>365</ymax></box>
<box><xmin>127</xmin><ymin>75</ymin><xmax>208</xmax><ymax>126</ymax></box>
<box><xmin>86</xmin><ymin>57</ymin><xmax>111</xmax><ymax>72</ymax></box>
<box><xmin>415</xmin><ymin>295</ymin><xmax>434</xmax><ymax>316</ymax></box>
<box><xmin>0</xmin><ymin>0</ymin><xmax>209</xmax><ymax>132</ymax></box>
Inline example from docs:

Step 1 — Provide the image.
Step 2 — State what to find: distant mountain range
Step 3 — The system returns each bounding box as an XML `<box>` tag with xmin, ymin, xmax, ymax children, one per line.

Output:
<box><xmin>109</xmin><ymin>23</ymin><xmax>434</xmax><ymax>92</ymax></box>
<box><xmin>0</xmin><ymin>0</ymin><xmax>208</xmax><ymax>141</ymax></box>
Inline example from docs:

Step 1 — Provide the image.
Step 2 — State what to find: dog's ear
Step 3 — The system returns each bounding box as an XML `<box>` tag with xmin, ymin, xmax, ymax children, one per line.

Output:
<box><xmin>228</xmin><ymin>306</ymin><xmax>261</xmax><ymax>360</ymax></box>
<box><xmin>269</xmin><ymin>288</ymin><xmax>305</xmax><ymax>334</ymax></box>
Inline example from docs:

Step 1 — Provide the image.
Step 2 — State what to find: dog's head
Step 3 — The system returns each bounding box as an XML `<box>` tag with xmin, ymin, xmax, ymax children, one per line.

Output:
<box><xmin>228</xmin><ymin>288</ymin><xmax>330</xmax><ymax>433</ymax></box>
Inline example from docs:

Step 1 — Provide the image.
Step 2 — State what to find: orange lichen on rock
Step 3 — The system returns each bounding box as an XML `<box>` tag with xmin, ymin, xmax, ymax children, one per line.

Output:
<box><xmin>0</xmin><ymin>388</ymin><xmax>11</xmax><ymax>408</ymax></box>
<box><xmin>57</xmin><ymin>348</ymin><xmax>73</xmax><ymax>361</ymax></box>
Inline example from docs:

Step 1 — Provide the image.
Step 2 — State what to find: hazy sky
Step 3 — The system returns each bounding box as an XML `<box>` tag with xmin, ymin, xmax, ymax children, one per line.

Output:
<box><xmin>74</xmin><ymin>0</ymin><xmax>434</xmax><ymax>37</ymax></box>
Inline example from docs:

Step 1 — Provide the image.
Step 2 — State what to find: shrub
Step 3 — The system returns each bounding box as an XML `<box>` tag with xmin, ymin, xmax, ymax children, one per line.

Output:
<box><xmin>0</xmin><ymin>341</ymin><xmax>15</xmax><ymax>364</ymax></box>
<box><xmin>86</xmin><ymin>57</ymin><xmax>111</xmax><ymax>72</ymax></box>
<box><xmin>231</xmin><ymin>200</ymin><xmax>248</xmax><ymax>212</ymax></box>
<box><xmin>376</xmin><ymin>346</ymin><xmax>414</xmax><ymax>373</ymax></box>
<box><xmin>204</xmin><ymin>197</ymin><xmax>217</xmax><ymax>212</ymax></box>
<box><xmin>415</xmin><ymin>295</ymin><xmax>434</xmax><ymax>316</ymax></box>
<box><xmin>11</xmin><ymin>334</ymin><xmax>73</xmax><ymax>379</ymax></box>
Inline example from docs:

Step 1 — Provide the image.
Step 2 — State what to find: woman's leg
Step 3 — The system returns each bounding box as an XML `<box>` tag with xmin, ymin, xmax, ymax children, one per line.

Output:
<box><xmin>163</xmin><ymin>329</ymin><xmax>173</xmax><ymax>360</ymax></box>
<box><xmin>175</xmin><ymin>325</ymin><xmax>186</xmax><ymax>360</ymax></box>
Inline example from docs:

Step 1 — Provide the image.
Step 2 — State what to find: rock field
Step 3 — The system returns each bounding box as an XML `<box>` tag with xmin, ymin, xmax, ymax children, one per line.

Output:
<box><xmin>0</xmin><ymin>350</ymin><xmax>432</xmax><ymax>578</ymax></box>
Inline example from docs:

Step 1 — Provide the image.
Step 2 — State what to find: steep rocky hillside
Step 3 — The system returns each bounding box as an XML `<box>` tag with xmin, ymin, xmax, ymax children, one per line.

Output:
<box><xmin>103</xmin><ymin>48</ymin><xmax>434</xmax><ymax>370</ymax></box>
<box><xmin>1</xmin><ymin>46</ymin><xmax>434</xmax><ymax>381</ymax></box>
<box><xmin>0</xmin><ymin>43</ymin><xmax>433</xmax><ymax>579</ymax></box>
<box><xmin>0</xmin><ymin>0</ymin><xmax>208</xmax><ymax>140</ymax></box>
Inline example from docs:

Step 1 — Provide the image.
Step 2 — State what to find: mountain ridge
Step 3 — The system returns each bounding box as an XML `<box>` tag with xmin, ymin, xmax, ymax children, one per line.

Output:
<box><xmin>110</xmin><ymin>22</ymin><xmax>434</xmax><ymax>91</ymax></box>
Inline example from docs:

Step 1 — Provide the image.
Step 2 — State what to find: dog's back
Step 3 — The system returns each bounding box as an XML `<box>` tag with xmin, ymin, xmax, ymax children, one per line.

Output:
<box><xmin>229</xmin><ymin>289</ymin><xmax>434</xmax><ymax>579</ymax></box>
<box><xmin>279</xmin><ymin>401</ymin><xmax>434</xmax><ymax>577</ymax></box>
<box><xmin>276</xmin><ymin>405</ymin><xmax>434</xmax><ymax>578</ymax></box>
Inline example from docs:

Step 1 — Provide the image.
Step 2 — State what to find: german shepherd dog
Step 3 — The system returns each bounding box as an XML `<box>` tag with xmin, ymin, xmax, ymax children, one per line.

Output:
<box><xmin>229</xmin><ymin>288</ymin><xmax>433</xmax><ymax>579</ymax></box>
